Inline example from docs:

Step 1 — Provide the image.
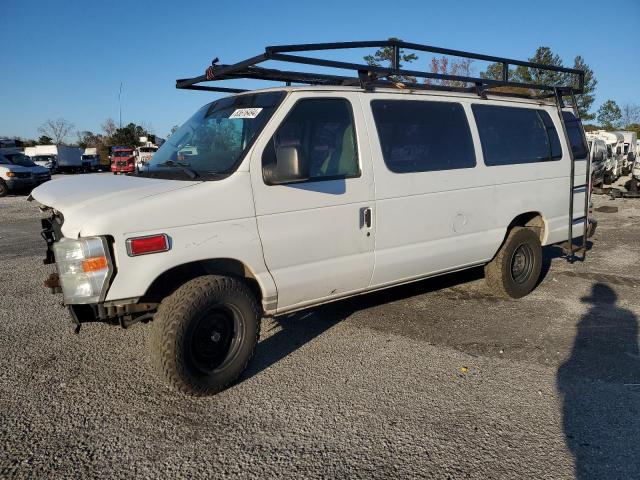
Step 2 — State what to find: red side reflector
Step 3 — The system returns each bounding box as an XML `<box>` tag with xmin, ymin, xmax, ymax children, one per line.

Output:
<box><xmin>126</xmin><ymin>234</ymin><xmax>170</xmax><ymax>256</ymax></box>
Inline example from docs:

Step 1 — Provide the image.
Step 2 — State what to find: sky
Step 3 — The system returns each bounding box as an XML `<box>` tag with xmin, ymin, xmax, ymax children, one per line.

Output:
<box><xmin>2</xmin><ymin>0</ymin><xmax>639</xmax><ymax>141</ymax></box>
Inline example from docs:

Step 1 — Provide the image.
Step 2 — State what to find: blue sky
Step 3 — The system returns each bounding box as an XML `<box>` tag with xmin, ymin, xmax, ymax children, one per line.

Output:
<box><xmin>2</xmin><ymin>0</ymin><xmax>638</xmax><ymax>141</ymax></box>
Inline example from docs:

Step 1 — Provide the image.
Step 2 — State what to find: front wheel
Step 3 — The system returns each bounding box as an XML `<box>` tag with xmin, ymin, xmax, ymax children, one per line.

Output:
<box><xmin>484</xmin><ymin>227</ymin><xmax>542</xmax><ymax>299</ymax></box>
<box><xmin>0</xmin><ymin>181</ymin><xmax>8</xmax><ymax>197</ymax></box>
<box><xmin>150</xmin><ymin>275</ymin><xmax>261</xmax><ymax>396</ymax></box>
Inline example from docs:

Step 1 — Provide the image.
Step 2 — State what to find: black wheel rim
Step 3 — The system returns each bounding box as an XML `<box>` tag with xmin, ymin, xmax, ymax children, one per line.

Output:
<box><xmin>510</xmin><ymin>244</ymin><xmax>534</xmax><ymax>285</ymax></box>
<box><xmin>189</xmin><ymin>304</ymin><xmax>244</xmax><ymax>374</ymax></box>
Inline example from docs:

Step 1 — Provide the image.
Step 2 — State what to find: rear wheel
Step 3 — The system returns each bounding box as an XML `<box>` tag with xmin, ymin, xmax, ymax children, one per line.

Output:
<box><xmin>485</xmin><ymin>227</ymin><xmax>542</xmax><ymax>299</ymax></box>
<box><xmin>150</xmin><ymin>275</ymin><xmax>261</xmax><ymax>396</ymax></box>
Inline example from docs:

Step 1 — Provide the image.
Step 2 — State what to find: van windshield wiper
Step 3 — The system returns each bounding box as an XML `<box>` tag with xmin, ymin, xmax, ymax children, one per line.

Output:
<box><xmin>155</xmin><ymin>160</ymin><xmax>199</xmax><ymax>179</ymax></box>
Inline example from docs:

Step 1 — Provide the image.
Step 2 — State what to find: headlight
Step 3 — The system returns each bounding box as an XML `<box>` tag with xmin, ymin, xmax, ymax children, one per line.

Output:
<box><xmin>52</xmin><ymin>237</ymin><xmax>113</xmax><ymax>304</ymax></box>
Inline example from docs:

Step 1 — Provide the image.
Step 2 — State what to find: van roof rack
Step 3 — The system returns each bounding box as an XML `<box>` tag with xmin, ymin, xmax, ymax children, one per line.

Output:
<box><xmin>176</xmin><ymin>40</ymin><xmax>585</xmax><ymax>98</ymax></box>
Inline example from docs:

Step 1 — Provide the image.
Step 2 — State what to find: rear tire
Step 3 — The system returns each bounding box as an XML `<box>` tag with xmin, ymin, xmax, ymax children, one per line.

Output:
<box><xmin>485</xmin><ymin>227</ymin><xmax>542</xmax><ymax>299</ymax></box>
<box><xmin>150</xmin><ymin>275</ymin><xmax>261</xmax><ymax>396</ymax></box>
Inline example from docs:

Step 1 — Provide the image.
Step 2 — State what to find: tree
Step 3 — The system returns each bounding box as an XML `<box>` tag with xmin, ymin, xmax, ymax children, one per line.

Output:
<box><xmin>363</xmin><ymin>37</ymin><xmax>419</xmax><ymax>83</ymax></box>
<box><xmin>625</xmin><ymin>124</ymin><xmax>640</xmax><ymax>136</ymax></box>
<box><xmin>513</xmin><ymin>47</ymin><xmax>565</xmax><ymax>87</ymax></box>
<box><xmin>38</xmin><ymin>118</ymin><xmax>74</xmax><ymax>145</ymax></box>
<box><xmin>572</xmin><ymin>55</ymin><xmax>597</xmax><ymax>120</ymax></box>
<box><xmin>76</xmin><ymin>131</ymin><xmax>103</xmax><ymax>149</ymax></box>
<box><xmin>37</xmin><ymin>135</ymin><xmax>53</xmax><ymax>144</ymax></box>
<box><xmin>621</xmin><ymin>103</ymin><xmax>640</xmax><ymax>128</ymax></box>
<box><xmin>110</xmin><ymin>122</ymin><xmax>149</xmax><ymax>147</ymax></box>
<box><xmin>101</xmin><ymin>118</ymin><xmax>118</xmax><ymax>138</ymax></box>
<box><xmin>425</xmin><ymin>56</ymin><xmax>474</xmax><ymax>88</ymax></box>
<box><xmin>597</xmin><ymin>100</ymin><xmax>622</xmax><ymax>130</ymax></box>
<box><xmin>480</xmin><ymin>48</ymin><xmax>597</xmax><ymax>119</ymax></box>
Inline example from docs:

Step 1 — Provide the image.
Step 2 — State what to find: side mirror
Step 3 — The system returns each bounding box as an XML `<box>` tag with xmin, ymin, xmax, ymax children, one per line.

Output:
<box><xmin>263</xmin><ymin>145</ymin><xmax>309</xmax><ymax>184</ymax></box>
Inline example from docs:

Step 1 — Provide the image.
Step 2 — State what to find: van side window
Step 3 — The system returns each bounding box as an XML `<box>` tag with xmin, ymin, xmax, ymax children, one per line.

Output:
<box><xmin>371</xmin><ymin>100</ymin><xmax>475</xmax><ymax>173</ymax></box>
<box><xmin>472</xmin><ymin>105</ymin><xmax>562</xmax><ymax>165</ymax></box>
<box><xmin>262</xmin><ymin>98</ymin><xmax>359</xmax><ymax>182</ymax></box>
<box><xmin>561</xmin><ymin>112</ymin><xmax>588</xmax><ymax>160</ymax></box>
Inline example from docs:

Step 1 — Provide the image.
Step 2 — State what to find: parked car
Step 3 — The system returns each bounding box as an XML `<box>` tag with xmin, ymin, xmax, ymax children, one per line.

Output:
<box><xmin>587</xmin><ymin>138</ymin><xmax>607</xmax><ymax>186</ymax></box>
<box><xmin>0</xmin><ymin>149</ymin><xmax>51</xmax><ymax>196</ymax></box>
<box><xmin>31</xmin><ymin>41</ymin><xmax>593</xmax><ymax>396</ymax></box>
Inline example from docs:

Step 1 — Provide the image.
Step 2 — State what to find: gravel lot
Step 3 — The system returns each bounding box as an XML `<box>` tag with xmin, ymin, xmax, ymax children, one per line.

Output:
<box><xmin>1</xmin><ymin>179</ymin><xmax>640</xmax><ymax>479</ymax></box>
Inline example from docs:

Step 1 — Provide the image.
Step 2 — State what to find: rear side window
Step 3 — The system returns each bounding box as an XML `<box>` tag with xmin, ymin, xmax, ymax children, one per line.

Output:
<box><xmin>371</xmin><ymin>100</ymin><xmax>476</xmax><ymax>173</ymax></box>
<box><xmin>561</xmin><ymin>112</ymin><xmax>588</xmax><ymax>160</ymax></box>
<box><xmin>472</xmin><ymin>105</ymin><xmax>562</xmax><ymax>166</ymax></box>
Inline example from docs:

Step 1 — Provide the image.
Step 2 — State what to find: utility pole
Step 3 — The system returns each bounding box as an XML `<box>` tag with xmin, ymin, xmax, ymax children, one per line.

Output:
<box><xmin>118</xmin><ymin>82</ymin><xmax>123</xmax><ymax>128</ymax></box>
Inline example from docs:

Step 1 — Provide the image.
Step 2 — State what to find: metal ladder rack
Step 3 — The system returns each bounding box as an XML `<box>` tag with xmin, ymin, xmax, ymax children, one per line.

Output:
<box><xmin>553</xmin><ymin>87</ymin><xmax>591</xmax><ymax>262</ymax></box>
<box><xmin>175</xmin><ymin>40</ymin><xmax>585</xmax><ymax>97</ymax></box>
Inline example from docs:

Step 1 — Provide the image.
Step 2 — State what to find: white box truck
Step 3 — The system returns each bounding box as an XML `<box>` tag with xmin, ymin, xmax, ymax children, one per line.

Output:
<box><xmin>24</xmin><ymin>145</ymin><xmax>83</xmax><ymax>173</ymax></box>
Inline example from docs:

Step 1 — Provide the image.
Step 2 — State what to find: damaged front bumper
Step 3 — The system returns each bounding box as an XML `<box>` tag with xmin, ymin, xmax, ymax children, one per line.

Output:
<box><xmin>40</xmin><ymin>214</ymin><xmax>156</xmax><ymax>332</ymax></box>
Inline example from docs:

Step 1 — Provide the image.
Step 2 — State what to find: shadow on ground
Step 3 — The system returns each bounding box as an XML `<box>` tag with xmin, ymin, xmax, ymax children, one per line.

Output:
<box><xmin>242</xmin><ymin>266</ymin><xmax>485</xmax><ymax>381</ymax></box>
<box><xmin>557</xmin><ymin>283</ymin><xmax>640</xmax><ymax>479</ymax></box>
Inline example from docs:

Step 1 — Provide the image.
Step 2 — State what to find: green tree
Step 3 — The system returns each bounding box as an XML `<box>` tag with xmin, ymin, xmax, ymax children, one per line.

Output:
<box><xmin>624</xmin><ymin>123</ymin><xmax>640</xmax><ymax>136</ymax></box>
<box><xmin>363</xmin><ymin>37</ymin><xmax>418</xmax><ymax>83</ymax></box>
<box><xmin>37</xmin><ymin>135</ymin><xmax>53</xmax><ymax>144</ymax></box>
<box><xmin>480</xmin><ymin>48</ymin><xmax>596</xmax><ymax>119</ymax></box>
<box><xmin>572</xmin><ymin>56</ymin><xmax>597</xmax><ymax>120</ymax></box>
<box><xmin>513</xmin><ymin>47</ymin><xmax>565</xmax><ymax>86</ymax></box>
<box><xmin>110</xmin><ymin>123</ymin><xmax>149</xmax><ymax>147</ymax></box>
<box><xmin>597</xmin><ymin>100</ymin><xmax>622</xmax><ymax>130</ymax></box>
<box><xmin>76</xmin><ymin>131</ymin><xmax>102</xmax><ymax>149</ymax></box>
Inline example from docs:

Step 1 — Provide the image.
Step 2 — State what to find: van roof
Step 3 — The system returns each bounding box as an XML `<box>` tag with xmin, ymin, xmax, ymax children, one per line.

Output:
<box><xmin>223</xmin><ymin>84</ymin><xmax>562</xmax><ymax>107</ymax></box>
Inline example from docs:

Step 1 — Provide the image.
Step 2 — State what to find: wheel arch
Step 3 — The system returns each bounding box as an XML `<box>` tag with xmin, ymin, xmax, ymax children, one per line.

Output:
<box><xmin>506</xmin><ymin>211</ymin><xmax>547</xmax><ymax>244</ymax></box>
<box><xmin>489</xmin><ymin>211</ymin><xmax>547</xmax><ymax>261</ymax></box>
<box><xmin>140</xmin><ymin>258</ymin><xmax>274</xmax><ymax>314</ymax></box>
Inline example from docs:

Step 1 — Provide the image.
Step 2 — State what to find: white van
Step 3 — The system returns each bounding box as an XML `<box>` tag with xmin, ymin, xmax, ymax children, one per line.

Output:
<box><xmin>30</xmin><ymin>41</ymin><xmax>592</xmax><ymax>395</ymax></box>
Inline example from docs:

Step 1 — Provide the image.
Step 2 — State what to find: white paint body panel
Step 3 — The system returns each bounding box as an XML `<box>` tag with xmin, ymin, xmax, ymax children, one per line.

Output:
<box><xmin>250</xmin><ymin>92</ymin><xmax>375</xmax><ymax>311</ymax></box>
<box><xmin>30</xmin><ymin>87</ymin><xmax>588</xmax><ymax>315</ymax></box>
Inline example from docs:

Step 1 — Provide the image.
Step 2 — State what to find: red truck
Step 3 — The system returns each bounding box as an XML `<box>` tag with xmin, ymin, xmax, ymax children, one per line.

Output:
<box><xmin>110</xmin><ymin>146</ymin><xmax>136</xmax><ymax>174</ymax></box>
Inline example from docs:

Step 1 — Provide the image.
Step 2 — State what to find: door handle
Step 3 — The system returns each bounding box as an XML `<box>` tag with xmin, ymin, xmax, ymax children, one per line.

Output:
<box><xmin>363</xmin><ymin>207</ymin><xmax>372</xmax><ymax>228</ymax></box>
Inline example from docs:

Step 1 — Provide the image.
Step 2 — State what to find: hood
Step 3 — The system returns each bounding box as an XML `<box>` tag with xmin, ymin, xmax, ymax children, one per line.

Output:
<box><xmin>0</xmin><ymin>164</ymin><xmax>31</xmax><ymax>173</ymax></box>
<box><xmin>31</xmin><ymin>165</ymin><xmax>50</xmax><ymax>174</ymax></box>
<box><xmin>31</xmin><ymin>174</ymin><xmax>202</xmax><ymax>237</ymax></box>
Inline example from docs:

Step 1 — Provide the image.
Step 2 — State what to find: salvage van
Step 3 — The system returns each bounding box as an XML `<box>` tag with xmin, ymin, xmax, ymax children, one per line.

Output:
<box><xmin>31</xmin><ymin>41</ymin><xmax>593</xmax><ymax>396</ymax></box>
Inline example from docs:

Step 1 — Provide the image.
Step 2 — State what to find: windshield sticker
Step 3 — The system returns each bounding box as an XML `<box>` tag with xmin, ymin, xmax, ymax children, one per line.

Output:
<box><xmin>229</xmin><ymin>108</ymin><xmax>263</xmax><ymax>119</ymax></box>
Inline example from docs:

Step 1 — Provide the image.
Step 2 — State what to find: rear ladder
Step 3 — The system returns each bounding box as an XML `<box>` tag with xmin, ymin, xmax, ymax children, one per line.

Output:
<box><xmin>554</xmin><ymin>87</ymin><xmax>591</xmax><ymax>262</ymax></box>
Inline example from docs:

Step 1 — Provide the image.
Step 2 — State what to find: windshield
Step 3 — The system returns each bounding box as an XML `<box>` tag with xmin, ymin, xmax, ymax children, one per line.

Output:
<box><xmin>4</xmin><ymin>152</ymin><xmax>36</xmax><ymax>167</ymax></box>
<box><xmin>0</xmin><ymin>155</ymin><xmax>10</xmax><ymax>165</ymax></box>
<box><xmin>33</xmin><ymin>155</ymin><xmax>55</xmax><ymax>162</ymax></box>
<box><xmin>113</xmin><ymin>150</ymin><xmax>133</xmax><ymax>157</ymax></box>
<box><xmin>139</xmin><ymin>147</ymin><xmax>157</xmax><ymax>153</ymax></box>
<box><xmin>143</xmin><ymin>91</ymin><xmax>285</xmax><ymax>179</ymax></box>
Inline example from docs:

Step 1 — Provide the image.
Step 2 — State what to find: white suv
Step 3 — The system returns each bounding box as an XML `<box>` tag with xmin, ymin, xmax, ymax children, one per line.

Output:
<box><xmin>31</xmin><ymin>41</ymin><xmax>593</xmax><ymax>395</ymax></box>
<box><xmin>0</xmin><ymin>149</ymin><xmax>51</xmax><ymax>196</ymax></box>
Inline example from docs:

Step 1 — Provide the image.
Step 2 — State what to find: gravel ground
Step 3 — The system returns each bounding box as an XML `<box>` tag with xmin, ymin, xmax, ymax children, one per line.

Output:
<box><xmin>1</xmin><ymin>180</ymin><xmax>640</xmax><ymax>479</ymax></box>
